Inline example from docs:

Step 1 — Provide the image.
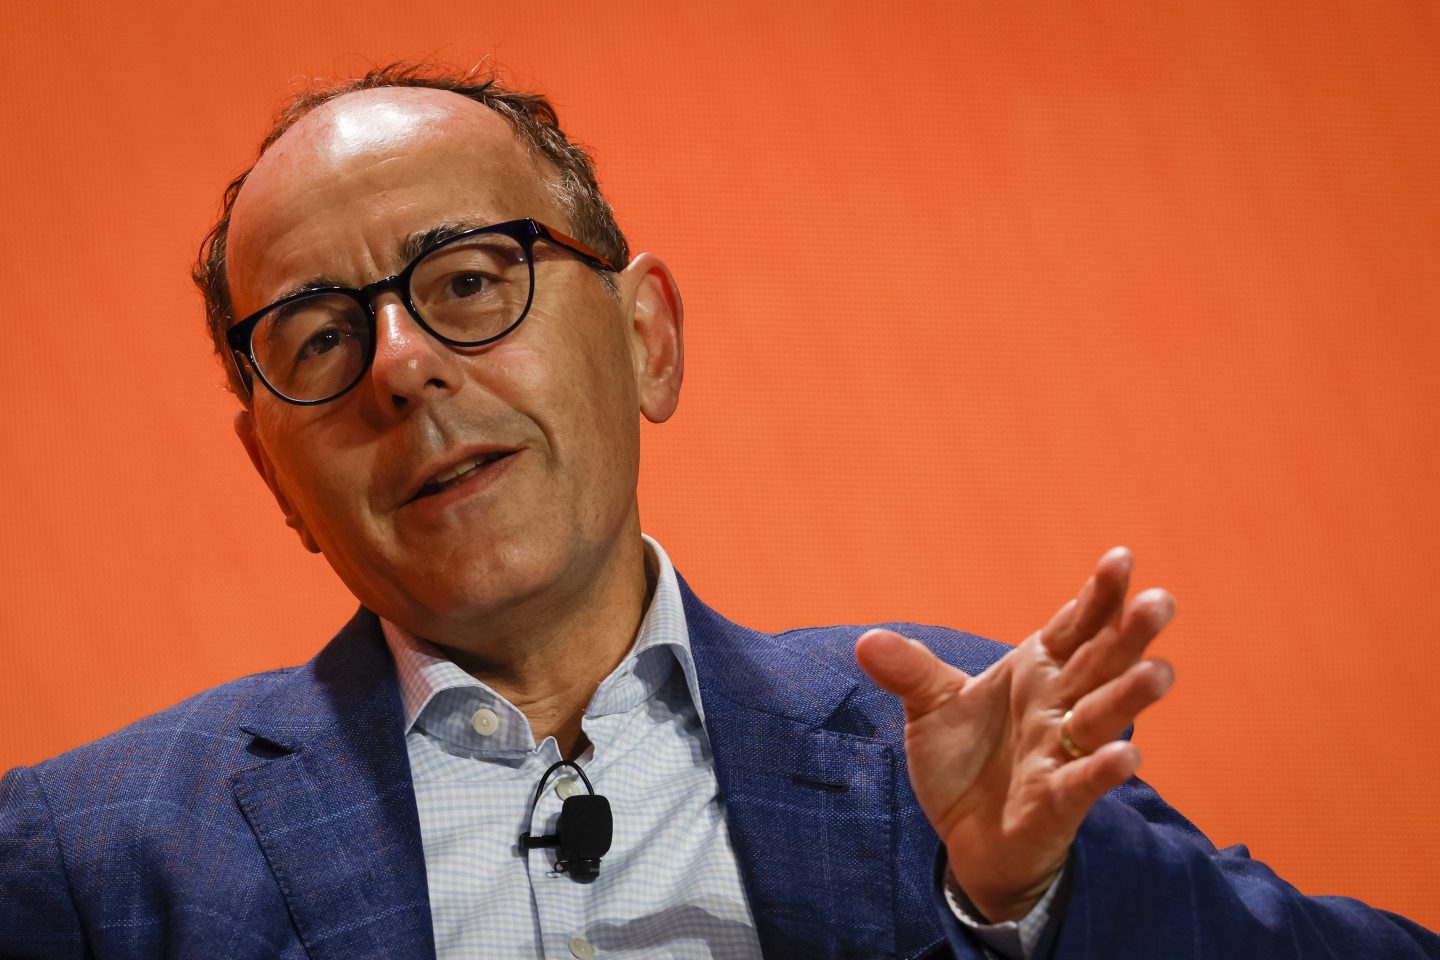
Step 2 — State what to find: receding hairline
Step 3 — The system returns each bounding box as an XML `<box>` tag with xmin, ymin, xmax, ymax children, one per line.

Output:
<box><xmin>264</xmin><ymin>84</ymin><xmax>526</xmax><ymax>149</ymax></box>
<box><xmin>233</xmin><ymin>86</ymin><xmax>565</xmax><ymax>223</ymax></box>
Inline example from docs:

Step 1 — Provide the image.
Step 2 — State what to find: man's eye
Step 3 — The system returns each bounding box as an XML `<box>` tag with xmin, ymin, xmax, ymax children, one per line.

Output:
<box><xmin>298</xmin><ymin>326</ymin><xmax>352</xmax><ymax>360</ymax></box>
<box><xmin>445</xmin><ymin>273</ymin><xmax>492</xmax><ymax>299</ymax></box>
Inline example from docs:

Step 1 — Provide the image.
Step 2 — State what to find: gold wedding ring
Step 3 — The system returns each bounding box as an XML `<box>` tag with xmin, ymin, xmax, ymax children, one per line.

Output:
<box><xmin>1059</xmin><ymin>709</ymin><xmax>1087</xmax><ymax>760</ymax></box>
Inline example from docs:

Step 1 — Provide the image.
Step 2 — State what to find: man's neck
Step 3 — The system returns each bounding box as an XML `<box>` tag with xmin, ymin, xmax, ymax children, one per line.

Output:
<box><xmin>419</xmin><ymin>534</ymin><xmax>658</xmax><ymax>757</ymax></box>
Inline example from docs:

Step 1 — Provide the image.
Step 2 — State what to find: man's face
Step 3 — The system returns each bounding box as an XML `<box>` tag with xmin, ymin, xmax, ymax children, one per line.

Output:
<box><xmin>226</xmin><ymin>88</ymin><xmax>681</xmax><ymax>642</ymax></box>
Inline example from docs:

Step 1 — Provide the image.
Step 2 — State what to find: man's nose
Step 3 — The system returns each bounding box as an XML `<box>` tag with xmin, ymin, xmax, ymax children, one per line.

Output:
<box><xmin>367</xmin><ymin>294</ymin><xmax>462</xmax><ymax>412</ymax></box>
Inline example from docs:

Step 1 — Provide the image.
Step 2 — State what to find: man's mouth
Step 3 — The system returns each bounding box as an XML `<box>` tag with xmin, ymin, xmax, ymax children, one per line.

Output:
<box><xmin>411</xmin><ymin>451</ymin><xmax>516</xmax><ymax>501</ymax></box>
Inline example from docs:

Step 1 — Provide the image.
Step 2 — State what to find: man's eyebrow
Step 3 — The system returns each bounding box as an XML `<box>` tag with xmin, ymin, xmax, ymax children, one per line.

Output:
<box><xmin>399</xmin><ymin>219</ymin><xmax>496</xmax><ymax>266</ymax></box>
<box><xmin>273</xmin><ymin>275</ymin><xmax>350</xmax><ymax>302</ymax></box>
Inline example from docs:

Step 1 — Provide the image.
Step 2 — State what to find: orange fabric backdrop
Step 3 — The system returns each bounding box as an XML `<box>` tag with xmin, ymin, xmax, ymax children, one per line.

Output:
<box><xmin>1</xmin><ymin>0</ymin><xmax>1437</xmax><ymax>929</ymax></box>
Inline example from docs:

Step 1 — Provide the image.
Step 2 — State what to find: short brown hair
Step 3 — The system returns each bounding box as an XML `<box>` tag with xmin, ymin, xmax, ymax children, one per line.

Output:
<box><xmin>193</xmin><ymin>61</ymin><xmax>629</xmax><ymax>399</ymax></box>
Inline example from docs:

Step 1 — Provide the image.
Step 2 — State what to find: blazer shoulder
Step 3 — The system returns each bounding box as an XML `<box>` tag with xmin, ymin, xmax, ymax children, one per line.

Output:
<box><xmin>680</xmin><ymin>576</ymin><xmax>1017</xmax><ymax>735</ymax></box>
<box><xmin>14</xmin><ymin>664</ymin><xmax>299</xmax><ymax>803</ymax></box>
<box><xmin>751</xmin><ymin>620</ymin><xmax>1014</xmax><ymax>738</ymax></box>
<box><xmin>771</xmin><ymin>619</ymin><xmax>1014</xmax><ymax>679</ymax></box>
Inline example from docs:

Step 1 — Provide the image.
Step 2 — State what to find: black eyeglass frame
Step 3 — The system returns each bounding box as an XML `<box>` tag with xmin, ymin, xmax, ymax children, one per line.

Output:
<box><xmin>224</xmin><ymin>217</ymin><xmax>621</xmax><ymax>406</ymax></box>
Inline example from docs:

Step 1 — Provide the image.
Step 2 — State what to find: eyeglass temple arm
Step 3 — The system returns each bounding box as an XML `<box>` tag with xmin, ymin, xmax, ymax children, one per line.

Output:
<box><xmin>228</xmin><ymin>348</ymin><xmax>256</xmax><ymax>396</ymax></box>
<box><xmin>539</xmin><ymin>223</ymin><xmax>623</xmax><ymax>272</ymax></box>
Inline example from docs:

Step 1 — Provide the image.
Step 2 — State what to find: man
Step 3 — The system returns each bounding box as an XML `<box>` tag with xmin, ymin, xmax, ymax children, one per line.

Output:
<box><xmin>1</xmin><ymin>63</ymin><xmax>1435</xmax><ymax>959</ymax></box>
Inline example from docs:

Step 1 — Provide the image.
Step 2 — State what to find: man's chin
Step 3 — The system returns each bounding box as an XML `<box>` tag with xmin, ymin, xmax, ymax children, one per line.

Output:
<box><xmin>368</xmin><ymin>560</ymin><xmax>569</xmax><ymax>640</ymax></box>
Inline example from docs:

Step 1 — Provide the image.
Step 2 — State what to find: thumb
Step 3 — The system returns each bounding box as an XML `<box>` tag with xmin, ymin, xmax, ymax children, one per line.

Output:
<box><xmin>855</xmin><ymin>628</ymin><xmax>970</xmax><ymax>717</ymax></box>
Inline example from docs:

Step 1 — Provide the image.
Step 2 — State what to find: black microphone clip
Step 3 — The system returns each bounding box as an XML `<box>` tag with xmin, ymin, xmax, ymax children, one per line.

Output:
<box><xmin>519</xmin><ymin>761</ymin><xmax>612</xmax><ymax>882</ymax></box>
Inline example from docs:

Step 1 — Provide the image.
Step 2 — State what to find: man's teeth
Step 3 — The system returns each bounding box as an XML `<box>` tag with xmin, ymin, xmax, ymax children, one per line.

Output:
<box><xmin>425</xmin><ymin>452</ymin><xmax>505</xmax><ymax>492</ymax></box>
<box><xmin>432</xmin><ymin>457</ymin><xmax>485</xmax><ymax>486</ymax></box>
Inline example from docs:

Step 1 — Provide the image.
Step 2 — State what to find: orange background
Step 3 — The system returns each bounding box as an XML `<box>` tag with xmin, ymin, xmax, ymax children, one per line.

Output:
<box><xmin>2</xmin><ymin>0</ymin><xmax>1437</xmax><ymax>930</ymax></box>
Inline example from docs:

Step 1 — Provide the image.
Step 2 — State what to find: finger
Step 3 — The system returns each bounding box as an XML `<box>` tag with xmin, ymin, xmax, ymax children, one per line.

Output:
<box><xmin>855</xmin><ymin>628</ymin><xmax>970</xmax><ymax>719</ymax></box>
<box><xmin>1061</xmin><ymin>658</ymin><xmax>1175</xmax><ymax>755</ymax></box>
<box><xmin>1038</xmin><ymin>598</ymin><xmax>1078</xmax><ymax>653</ymax></box>
<box><xmin>1043</xmin><ymin>547</ymin><xmax>1132</xmax><ymax>661</ymax></box>
<box><xmin>1057</xmin><ymin>588</ymin><xmax>1175</xmax><ymax>701</ymax></box>
<box><xmin>1050</xmin><ymin>739</ymin><xmax>1143</xmax><ymax>822</ymax></box>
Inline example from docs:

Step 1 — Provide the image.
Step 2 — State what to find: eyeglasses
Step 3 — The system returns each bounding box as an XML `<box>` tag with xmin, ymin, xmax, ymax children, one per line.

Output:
<box><xmin>225</xmin><ymin>218</ymin><xmax>620</xmax><ymax>405</ymax></box>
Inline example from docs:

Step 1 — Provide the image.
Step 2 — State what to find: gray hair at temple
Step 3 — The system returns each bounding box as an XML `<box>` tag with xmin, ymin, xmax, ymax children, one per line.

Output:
<box><xmin>192</xmin><ymin>61</ymin><xmax>630</xmax><ymax>399</ymax></box>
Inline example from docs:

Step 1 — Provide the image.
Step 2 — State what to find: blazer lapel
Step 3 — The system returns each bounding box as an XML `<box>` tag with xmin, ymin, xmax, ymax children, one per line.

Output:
<box><xmin>230</xmin><ymin>608</ymin><xmax>435</xmax><ymax>960</ymax></box>
<box><xmin>682</xmin><ymin>579</ymin><xmax>907</xmax><ymax>959</ymax></box>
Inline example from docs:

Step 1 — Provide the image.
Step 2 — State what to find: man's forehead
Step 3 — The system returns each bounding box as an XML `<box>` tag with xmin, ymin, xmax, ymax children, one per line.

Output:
<box><xmin>238</xmin><ymin>87</ymin><xmax>537</xmax><ymax>207</ymax></box>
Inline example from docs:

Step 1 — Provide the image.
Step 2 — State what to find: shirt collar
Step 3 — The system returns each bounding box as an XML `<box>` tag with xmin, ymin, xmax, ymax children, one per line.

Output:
<box><xmin>380</xmin><ymin>534</ymin><xmax>705</xmax><ymax>757</ymax></box>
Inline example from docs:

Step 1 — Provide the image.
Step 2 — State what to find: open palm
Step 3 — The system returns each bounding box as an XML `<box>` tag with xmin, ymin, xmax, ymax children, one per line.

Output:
<box><xmin>855</xmin><ymin>547</ymin><xmax>1176</xmax><ymax>922</ymax></box>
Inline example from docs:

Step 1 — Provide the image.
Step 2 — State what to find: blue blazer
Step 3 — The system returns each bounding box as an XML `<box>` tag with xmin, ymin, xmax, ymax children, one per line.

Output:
<box><xmin>2</xmin><ymin>579</ymin><xmax>1436</xmax><ymax>958</ymax></box>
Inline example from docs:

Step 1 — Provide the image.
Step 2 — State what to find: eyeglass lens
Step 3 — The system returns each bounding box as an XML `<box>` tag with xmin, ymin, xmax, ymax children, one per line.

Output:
<box><xmin>248</xmin><ymin>231</ymin><xmax>533</xmax><ymax>402</ymax></box>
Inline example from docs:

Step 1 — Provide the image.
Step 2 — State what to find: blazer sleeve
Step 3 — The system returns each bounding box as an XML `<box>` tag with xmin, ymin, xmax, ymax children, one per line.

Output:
<box><xmin>930</xmin><ymin>777</ymin><xmax>1440</xmax><ymax>959</ymax></box>
<box><xmin>0</xmin><ymin>765</ymin><xmax>90</xmax><ymax>959</ymax></box>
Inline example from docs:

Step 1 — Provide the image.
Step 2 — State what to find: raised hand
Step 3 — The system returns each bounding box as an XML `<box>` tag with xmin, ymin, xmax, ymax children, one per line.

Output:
<box><xmin>854</xmin><ymin>547</ymin><xmax>1176</xmax><ymax>922</ymax></box>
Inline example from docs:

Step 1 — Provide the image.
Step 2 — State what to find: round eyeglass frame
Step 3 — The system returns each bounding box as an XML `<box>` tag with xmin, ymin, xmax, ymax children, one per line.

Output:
<box><xmin>224</xmin><ymin>218</ymin><xmax>620</xmax><ymax>406</ymax></box>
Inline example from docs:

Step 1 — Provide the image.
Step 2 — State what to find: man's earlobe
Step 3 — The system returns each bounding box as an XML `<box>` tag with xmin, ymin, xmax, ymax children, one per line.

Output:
<box><xmin>232</xmin><ymin>410</ymin><xmax>321</xmax><ymax>554</ymax></box>
<box><xmin>621</xmin><ymin>252</ymin><xmax>684</xmax><ymax>424</ymax></box>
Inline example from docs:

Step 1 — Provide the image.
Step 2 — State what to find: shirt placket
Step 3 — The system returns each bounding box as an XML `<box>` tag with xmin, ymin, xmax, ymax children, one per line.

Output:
<box><xmin>526</xmin><ymin>745</ymin><xmax>599</xmax><ymax>960</ymax></box>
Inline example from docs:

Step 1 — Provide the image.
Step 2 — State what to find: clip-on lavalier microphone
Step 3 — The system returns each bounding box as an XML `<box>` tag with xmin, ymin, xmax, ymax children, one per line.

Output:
<box><xmin>519</xmin><ymin>759</ymin><xmax>612</xmax><ymax>882</ymax></box>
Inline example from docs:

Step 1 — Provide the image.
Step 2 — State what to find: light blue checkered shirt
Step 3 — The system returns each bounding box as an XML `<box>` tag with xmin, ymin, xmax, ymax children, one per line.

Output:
<box><xmin>382</xmin><ymin>535</ymin><xmax>1053</xmax><ymax>958</ymax></box>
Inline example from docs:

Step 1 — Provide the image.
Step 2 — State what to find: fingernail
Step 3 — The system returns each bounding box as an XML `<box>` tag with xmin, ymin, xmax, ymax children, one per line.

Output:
<box><xmin>1146</xmin><ymin>589</ymin><xmax>1177</xmax><ymax>627</ymax></box>
<box><xmin>1103</xmin><ymin>546</ymin><xmax>1133</xmax><ymax>571</ymax></box>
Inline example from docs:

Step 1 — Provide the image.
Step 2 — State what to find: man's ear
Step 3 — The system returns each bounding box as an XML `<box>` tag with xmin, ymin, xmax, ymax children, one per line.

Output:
<box><xmin>619</xmin><ymin>252</ymin><xmax>684</xmax><ymax>423</ymax></box>
<box><xmin>233</xmin><ymin>409</ymin><xmax>321</xmax><ymax>554</ymax></box>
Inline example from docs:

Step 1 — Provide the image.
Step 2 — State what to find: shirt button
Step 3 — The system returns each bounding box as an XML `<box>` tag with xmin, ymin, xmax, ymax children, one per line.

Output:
<box><xmin>555</xmin><ymin>779</ymin><xmax>582</xmax><ymax>800</ymax></box>
<box><xmin>569</xmin><ymin>936</ymin><xmax>596</xmax><ymax>960</ymax></box>
<box><xmin>470</xmin><ymin>707</ymin><xmax>500</xmax><ymax>736</ymax></box>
